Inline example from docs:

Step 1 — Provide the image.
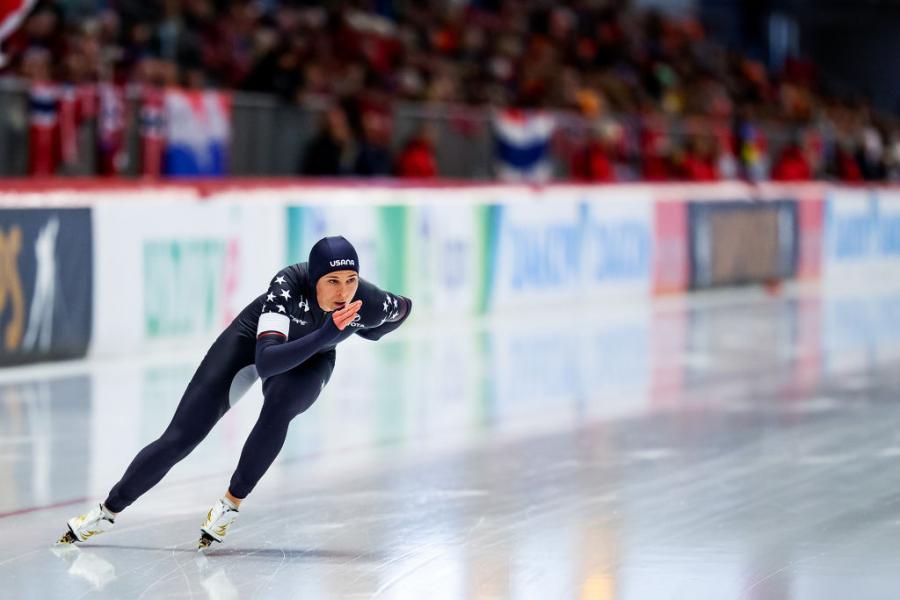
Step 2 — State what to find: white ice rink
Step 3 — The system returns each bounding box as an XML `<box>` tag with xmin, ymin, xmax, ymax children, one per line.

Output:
<box><xmin>2</xmin><ymin>285</ymin><xmax>900</xmax><ymax>599</ymax></box>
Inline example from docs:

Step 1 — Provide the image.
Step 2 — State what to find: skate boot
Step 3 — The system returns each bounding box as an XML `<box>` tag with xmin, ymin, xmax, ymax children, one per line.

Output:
<box><xmin>198</xmin><ymin>499</ymin><xmax>239</xmax><ymax>549</ymax></box>
<box><xmin>57</xmin><ymin>504</ymin><xmax>115</xmax><ymax>544</ymax></box>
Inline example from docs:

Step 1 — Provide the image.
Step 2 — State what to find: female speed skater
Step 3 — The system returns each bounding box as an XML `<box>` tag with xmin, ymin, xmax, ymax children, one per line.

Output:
<box><xmin>57</xmin><ymin>236</ymin><xmax>412</xmax><ymax>549</ymax></box>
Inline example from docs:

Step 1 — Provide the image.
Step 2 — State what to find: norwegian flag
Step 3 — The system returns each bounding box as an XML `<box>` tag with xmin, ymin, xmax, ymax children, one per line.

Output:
<box><xmin>139</xmin><ymin>86</ymin><xmax>165</xmax><ymax>177</ymax></box>
<box><xmin>58</xmin><ymin>84</ymin><xmax>79</xmax><ymax>166</ymax></box>
<box><xmin>97</xmin><ymin>82</ymin><xmax>126</xmax><ymax>175</ymax></box>
<box><xmin>77</xmin><ymin>82</ymin><xmax>98</xmax><ymax>120</ymax></box>
<box><xmin>28</xmin><ymin>81</ymin><xmax>58</xmax><ymax>175</ymax></box>
<box><xmin>0</xmin><ymin>0</ymin><xmax>38</xmax><ymax>67</ymax></box>
<box><xmin>492</xmin><ymin>109</ymin><xmax>555</xmax><ymax>182</ymax></box>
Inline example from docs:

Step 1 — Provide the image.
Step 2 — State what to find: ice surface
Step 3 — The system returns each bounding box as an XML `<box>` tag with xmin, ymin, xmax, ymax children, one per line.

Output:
<box><xmin>2</xmin><ymin>286</ymin><xmax>900</xmax><ymax>599</ymax></box>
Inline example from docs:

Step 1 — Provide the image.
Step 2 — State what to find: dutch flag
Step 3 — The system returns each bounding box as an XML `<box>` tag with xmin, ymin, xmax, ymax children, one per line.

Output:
<box><xmin>493</xmin><ymin>109</ymin><xmax>556</xmax><ymax>182</ymax></box>
<box><xmin>164</xmin><ymin>90</ymin><xmax>231</xmax><ymax>176</ymax></box>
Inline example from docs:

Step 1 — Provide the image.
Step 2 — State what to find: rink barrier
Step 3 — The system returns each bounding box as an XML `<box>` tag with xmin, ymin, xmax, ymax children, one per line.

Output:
<box><xmin>822</xmin><ymin>187</ymin><xmax>900</xmax><ymax>290</ymax></box>
<box><xmin>2</xmin><ymin>179</ymin><xmax>900</xmax><ymax>364</ymax></box>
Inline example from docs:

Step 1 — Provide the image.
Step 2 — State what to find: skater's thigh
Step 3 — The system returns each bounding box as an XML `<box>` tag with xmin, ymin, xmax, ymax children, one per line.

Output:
<box><xmin>260</xmin><ymin>351</ymin><xmax>335</xmax><ymax>419</ymax></box>
<box><xmin>168</xmin><ymin>328</ymin><xmax>256</xmax><ymax>428</ymax></box>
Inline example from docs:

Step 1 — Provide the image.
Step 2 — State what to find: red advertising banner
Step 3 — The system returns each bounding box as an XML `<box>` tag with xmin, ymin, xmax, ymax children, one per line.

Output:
<box><xmin>796</xmin><ymin>197</ymin><xmax>824</xmax><ymax>280</ymax></box>
<box><xmin>653</xmin><ymin>199</ymin><xmax>689</xmax><ymax>294</ymax></box>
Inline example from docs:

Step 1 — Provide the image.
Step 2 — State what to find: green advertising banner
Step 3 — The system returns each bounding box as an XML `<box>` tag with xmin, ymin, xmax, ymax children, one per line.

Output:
<box><xmin>143</xmin><ymin>239</ymin><xmax>227</xmax><ymax>338</ymax></box>
<box><xmin>286</xmin><ymin>202</ymin><xmax>494</xmax><ymax>317</ymax></box>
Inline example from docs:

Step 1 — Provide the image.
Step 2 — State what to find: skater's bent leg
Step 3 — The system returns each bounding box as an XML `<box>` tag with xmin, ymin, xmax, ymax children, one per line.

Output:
<box><xmin>228</xmin><ymin>355</ymin><xmax>332</xmax><ymax>499</ymax></box>
<box><xmin>104</xmin><ymin>330</ymin><xmax>255</xmax><ymax>513</ymax></box>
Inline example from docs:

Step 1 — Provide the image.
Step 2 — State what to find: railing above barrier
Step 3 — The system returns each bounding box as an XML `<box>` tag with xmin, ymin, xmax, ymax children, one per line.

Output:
<box><xmin>0</xmin><ymin>77</ymin><xmax>844</xmax><ymax>181</ymax></box>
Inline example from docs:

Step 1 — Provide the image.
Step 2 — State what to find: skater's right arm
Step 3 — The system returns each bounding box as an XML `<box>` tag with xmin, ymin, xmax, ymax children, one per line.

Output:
<box><xmin>255</xmin><ymin>301</ymin><xmax>361</xmax><ymax>378</ymax></box>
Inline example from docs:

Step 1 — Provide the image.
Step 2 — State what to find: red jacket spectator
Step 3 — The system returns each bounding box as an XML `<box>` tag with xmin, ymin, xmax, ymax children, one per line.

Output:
<box><xmin>395</xmin><ymin>136</ymin><xmax>437</xmax><ymax>178</ymax></box>
<box><xmin>642</xmin><ymin>155</ymin><xmax>671</xmax><ymax>181</ymax></box>
<box><xmin>571</xmin><ymin>141</ymin><xmax>615</xmax><ymax>182</ymax></box>
<box><xmin>681</xmin><ymin>154</ymin><xmax>717</xmax><ymax>181</ymax></box>
<box><xmin>772</xmin><ymin>144</ymin><xmax>812</xmax><ymax>181</ymax></box>
<box><xmin>835</xmin><ymin>146</ymin><xmax>863</xmax><ymax>182</ymax></box>
<box><xmin>639</xmin><ymin>123</ymin><xmax>672</xmax><ymax>181</ymax></box>
<box><xmin>679</xmin><ymin>136</ymin><xmax>720</xmax><ymax>181</ymax></box>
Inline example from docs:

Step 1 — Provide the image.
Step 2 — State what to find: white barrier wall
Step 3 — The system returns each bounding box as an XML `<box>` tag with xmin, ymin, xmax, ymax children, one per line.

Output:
<box><xmin>5</xmin><ymin>180</ymin><xmax>900</xmax><ymax>363</ymax></box>
<box><xmin>93</xmin><ymin>198</ymin><xmax>284</xmax><ymax>354</ymax></box>
<box><xmin>822</xmin><ymin>187</ymin><xmax>900</xmax><ymax>290</ymax></box>
<box><xmin>820</xmin><ymin>187</ymin><xmax>900</xmax><ymax>372</ymax></box>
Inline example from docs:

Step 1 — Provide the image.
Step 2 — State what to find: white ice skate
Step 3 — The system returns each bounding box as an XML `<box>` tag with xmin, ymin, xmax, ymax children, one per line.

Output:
<box><xmin>57</xmin><ymin>504</ymin><xmax>115</xmax><ymax>544</ymax></box>
<box><xmin>198</xmin><ymin>499</ymin><xmax>239</xmax><ymax>549</ymax></box>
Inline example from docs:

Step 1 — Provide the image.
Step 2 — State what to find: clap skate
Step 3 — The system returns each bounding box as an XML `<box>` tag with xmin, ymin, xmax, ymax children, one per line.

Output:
<box><xmin>57</xmin><ymin>504</ymin><xmax>115</xmax><ymax>544</ymax></box>
<box><xmin>198</xmin><ymin>499</ymin><xmax>239</xmax><ymax>550</ymax></box>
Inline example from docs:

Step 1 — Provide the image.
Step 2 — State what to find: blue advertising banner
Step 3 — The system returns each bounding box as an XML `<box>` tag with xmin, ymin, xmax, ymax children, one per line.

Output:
<box><xmin>0</xmin><ymin>209</ymin><xmax>93</xmax><ymax>366</ymax></box>
<box><xmin>822</xmin><ymin>189</ymin><xmax>900</xmax><ymax>290</ymax></box>
<box><xmin>489</xmin><ymin>192</ymin><xmax>655</xmax><ymax>309</ymax></box>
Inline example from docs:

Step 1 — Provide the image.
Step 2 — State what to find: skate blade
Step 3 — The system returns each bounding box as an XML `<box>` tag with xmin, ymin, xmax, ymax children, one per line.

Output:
<box><xmin>57</xmin><ymin>530</ymin><xmax>78</xmax><ymax>545</ymax></box>
<box><xmin>198</xmin><ymin>532</ymin><xmax>217</xmax><ymax>550</ymax></box>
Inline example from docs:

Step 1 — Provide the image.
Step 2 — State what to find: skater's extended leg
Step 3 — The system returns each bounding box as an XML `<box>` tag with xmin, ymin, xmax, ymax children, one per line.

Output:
<box><xmin>104</xmin><ymin>330</ymin><xmax>256</xmax><ymax>513</ymax></box>
<box><xmin>58</xmin><ymin>329</ymin><xmax>257</xmax><ymax>545</ymax></box>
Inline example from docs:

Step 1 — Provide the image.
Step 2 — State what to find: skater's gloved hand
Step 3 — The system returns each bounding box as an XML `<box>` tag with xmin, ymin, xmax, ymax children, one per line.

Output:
<box><xmin>355</xmin><ymin>296</ymin><xmax>412</xmax><ymax>341</ymax></box>
<box><xmin>330</xmin><ymin>300</ymin><xmax>362</xmax><ymax>331</ymax></box>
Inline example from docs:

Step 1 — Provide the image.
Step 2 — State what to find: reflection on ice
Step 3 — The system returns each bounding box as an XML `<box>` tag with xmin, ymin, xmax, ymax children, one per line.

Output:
<box><xmin>50</xmin><ymin>545</ymin><xmax>117</xmax><ymax>591</ymax></box>
<box><xmin>195</xmin><ymin>552</ymin><xmax>239</xmax><ymax>600</ymax></box>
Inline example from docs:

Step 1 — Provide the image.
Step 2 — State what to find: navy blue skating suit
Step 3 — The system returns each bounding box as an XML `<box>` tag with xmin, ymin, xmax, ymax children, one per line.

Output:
<box><xmin>104</xmin><ymin>262</ymin><xmax>411</xmax><ymax>511</ymax></box>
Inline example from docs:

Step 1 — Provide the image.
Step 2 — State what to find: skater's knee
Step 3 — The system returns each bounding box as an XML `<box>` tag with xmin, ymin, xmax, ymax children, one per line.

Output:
<box><xmin>260</xmin><ymin>394</ymin><xmax>317</xmax><ymax>425</ymax></box>
<box><xmin>159</xmin><ymin>426</ymin><xmax>204</xmax><ymax>452</ymax></box>
<box><xmin>261</xmin><ymin>373</ymin><xmax>293</xmax><ymax>399</ymax></box>
<box><xmin>262</xmin><ymin>381</ymin><xmax>320</xmax><ymax>420</ymax></box>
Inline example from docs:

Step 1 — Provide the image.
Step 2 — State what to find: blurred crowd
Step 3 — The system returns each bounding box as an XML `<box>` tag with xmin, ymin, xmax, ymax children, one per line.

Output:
<box><xmin>4</xmin><ymin>0</ymin><xmax>900</xmax><ymax>181</ymax></box>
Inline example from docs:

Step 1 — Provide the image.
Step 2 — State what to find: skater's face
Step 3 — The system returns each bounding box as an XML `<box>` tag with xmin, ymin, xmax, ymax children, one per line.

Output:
<box><xmin>316</xmin><ymin>270</ymin><xmax>359</xmax><ymax>311</ymax></box>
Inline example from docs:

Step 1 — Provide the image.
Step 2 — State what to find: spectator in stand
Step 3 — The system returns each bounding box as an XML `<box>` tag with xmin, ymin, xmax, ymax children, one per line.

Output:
<box><xmin>856</xmin><ymin>125</ymin><xmax>887</xmax><ymax>181</ymax></box>
<box><xmin>639</xmin><ymin>118</ymin><xmax>673</xmax><ymax>181</ymax></box>
<box><xmin>243</xmin><ymin>36</ymin><xmax>303</xmax><ymax>103</ymax></box>
<box><xmin>300</xmin><ymin>106</ymin><xmax>355</xmax><ymax>176</ymax></box>
<box><xmin>833</xmin><ymin>141</ymin><xmax>864</xmax><ymax>183</ymax></box>
<box><xmin>886</xmin><ymin>130</ymin><xmax>900</xmax><ymax>181</ymax></box>
<box><xmin>353</xmin><ymin>106</ymin><xmax>393</xmax><ymax>176</ymax></box>
<box><xmin>678</xmin><ymin>135</ymin><xmax>719</xmax><ymax>181</ymax></box>
<box><xmin>571</xmin><ymin>125</ymin><xmax>616</xmax><ymax>182</ymax></box>
<box><xmin>771</xmin><ymin>138</ymin><xmax>812</xmax><ymax>181</ymax></box>
<box><xmin>1</xmin><ymin>0</ymin><xmax>895</xmax><ymax>182</ymax></box>
<box><xmin>395</xmin><ymin>124</ymin><xmax>438</xmax><ymax>178</ymax></box>
<box><xmin>22</xmin><ymin>47</ymin><xmax>58</xmax><ymax>176</ymax></box>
